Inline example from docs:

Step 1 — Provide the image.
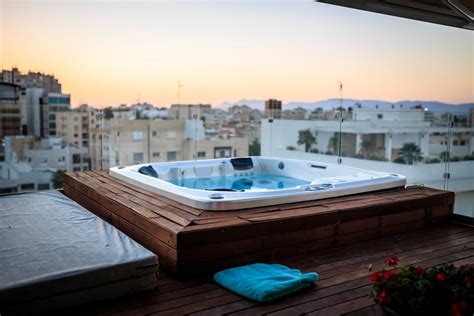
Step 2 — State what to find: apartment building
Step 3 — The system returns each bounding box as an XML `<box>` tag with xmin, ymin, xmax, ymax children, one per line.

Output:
<box><xmin>89</xmin><ymin>118</ymin><xmax>248</xmax><ymax>169</ymax></box>
<box><xmin>168</xmin><ymin>104</ymin><xmax>211</xmax><ymax>120</ymax></box>
<box><xmin>264</xmin><ymin>99</ymin><xmax>282</xmax><ymax>119</ymax></box>
<box><xmin>1</xmin><ymin>67</ymin><xmax>61</xmax><ymax>93</ymax></box>
<box><xmin>55</xmin><ymin>105</ymin><xmax>96</xmax><ymax>148</ymax></box>
<box><xmin>0</xmin><ymin>136</ymin><xmax>89</xmax><ymax>193</ymax></box>
<box><xmin>0</xmin><ymin>83</ymin><xmax>25</xmax><ymax>161</ymax></box>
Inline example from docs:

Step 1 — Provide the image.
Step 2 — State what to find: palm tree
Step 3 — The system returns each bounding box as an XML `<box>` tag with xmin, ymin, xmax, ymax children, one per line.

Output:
<box><xmin>359</xmin><ymin>140</ymin><xmax>375</xmax><ymax>159</ymax></box>
<box><xmin>297</xmin><ymin>129</ymin><xmax>317</xmax><ymax>152</ymax></box>
<box><xmin>399</xmin><ymin>143</ymin><xmax>423</xmax><ymax>165</ymax></box>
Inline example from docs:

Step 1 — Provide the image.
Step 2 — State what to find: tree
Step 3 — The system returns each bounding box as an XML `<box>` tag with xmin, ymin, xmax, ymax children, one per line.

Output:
<box><xmin>439</xmin><ymin>151</ymin><xmax>449</xmax><ymax>163</ymax></box>
<box><xmin>399</xmin><ymin>143</ymin><xmax>423</xmax><ymax>165</ymax></box>
<box><xmin>297</xmin><ymin>129</ymin><xmax>317</xmax><ymax>152</ymax></box>
<box><xmin>359</xmin><ymin>140</ymin><xmax>376</xmax><ymax>159</ymax></box>
<box><xmin>52</xmin><ymin>170</ymin><xmax>65</xmax><ymax>189</ymax></box>
<box><xmin>248</xmin><ymin>139</ymin><xmax>261</xmax><ymax>156</ymax></box>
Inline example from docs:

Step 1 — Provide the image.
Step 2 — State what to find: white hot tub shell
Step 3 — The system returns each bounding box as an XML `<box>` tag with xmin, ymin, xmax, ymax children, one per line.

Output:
<box><xmin>109</xmin><ymin>156</ymin><xmax>406</xmax><ymax>211</ymax></box>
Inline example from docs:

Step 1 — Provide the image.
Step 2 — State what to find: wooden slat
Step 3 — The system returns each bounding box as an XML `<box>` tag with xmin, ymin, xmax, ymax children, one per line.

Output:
<box><xmin>64</xmin><ymin>175</ymin><xmax>180</xmax><ymax>247</ymax></box>
<box><xmin>92</xmin><ymin>171</ymin><xmax>204</xmax><ymax>216</ymax></box>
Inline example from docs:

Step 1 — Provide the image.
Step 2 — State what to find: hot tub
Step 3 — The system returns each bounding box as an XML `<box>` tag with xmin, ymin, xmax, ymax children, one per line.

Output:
<box><xmin>109</xmin><ymin>156</ymin><xmax>406</xmax><ymax>211</ymax></box>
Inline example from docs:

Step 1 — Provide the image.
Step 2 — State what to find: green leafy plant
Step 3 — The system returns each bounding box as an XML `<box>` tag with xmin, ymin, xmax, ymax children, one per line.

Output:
<box><xmin>286</xmin><ymin>145</ymin><xmax>296</xmax><ymax>151</ymax></box>
<box><xmin>52</xmin><ymin>169</ymin><xmax>65</xmax><ymax>189</ymax></box>
<box><xmin>249</xmin><ymin>139</ymin><xmax>261</xmax><ymax>156</ymax></box>
<box><xmin>399</xmin><ymin>143</ymin><xmax>423</xmax><ymax>165</ymax></box>
<box><xmin>297</xmin><ymin>129</ymin><xmax>317</xmax><ymax>152</ymax></box>
<box><xmin>370</xmin><ymin>256</ymin><xmax>474</xmax><ymax>315</ymax></box>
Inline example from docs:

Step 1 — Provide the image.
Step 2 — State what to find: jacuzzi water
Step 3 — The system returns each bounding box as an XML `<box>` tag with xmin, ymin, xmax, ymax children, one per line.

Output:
<box><xmin>169</xmin><ymin>174</ymin><xmax>309</xmax><ymax>191</ymax></box>
<box><xmin>109</xmin><ymin>156</ymin><xmax>406</xmax><ymax>211</ymax></box>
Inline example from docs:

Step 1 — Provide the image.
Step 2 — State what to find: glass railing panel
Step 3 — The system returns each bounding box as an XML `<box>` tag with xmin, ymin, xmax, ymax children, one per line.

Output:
<box><xmin>446</xmin><ymin>111</ymin><xmax>474</xmax><ymax>218</ymax></box>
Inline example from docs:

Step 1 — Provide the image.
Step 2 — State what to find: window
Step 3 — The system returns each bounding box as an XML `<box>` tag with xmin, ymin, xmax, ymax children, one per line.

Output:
<box><xmin>460</xmin><ymin>140</ymin><xmax>466</xmax><ymax>146</ymax></box>
<box><xmin>74</xmin><ymin>133</ymin><xmax>78</xmax><ymax>138</ymax></box>
<box><xmin>197</xmin><ymin>151</ymin><xmax>206</xmax><ymax>158</ymax></box>
<box><xmin>167</xmin><ymin>131</ymin><xmax>177</xmax><ymax>139</ymax></box>
<box><xmin>152</xmin><ymin>131</ymin><xmax>160</xmax><ymax>138</ymax></box>
<box><xmin>38</xmin><ymin>183</ymin><xmax>50</xmax><ymax>190</ymax></box>
<box><xmin>214</xmin><ymin>147</ymin><xmax>231</xmax><ymax>158</ymax></box>
<box><xmin>133</xmin><ymin>152</ymin><xmax>144</xmax><ymax>164</ymax></box>
<box><xmin>21</xmin><ymin>183</ymin><xmax>35</xmax><ymax>191</ymax></box>
<box><xmin>132</xmin><ymin>131</ymin><xmax>144</xmax><ymax>141</ymax></box>
<box><xmin>73</xmin><ymin>167</ymin><xmax>81</xmax><ymax>172</ymax></box>
<box><xmin>72</xmin><ymin>154</ymin><xmax>81</xmax><ymax>164</ymax></box>
<box><xmin>153</xmin><ymin>152</ymin><xmax>160</xmax><ymax>157</ymax></box>
<box><xmin>58</xmin><ymin>156</ymin><xmax>65</xmax><ymax>163</ymax></box>
<box><xmin>167</xmin><ymin>151</ymin><xmax>177</xmax><ymax>161</ymax></box>
<box><xmin>453</xmin><ymin>140</ymin><xmax>459</xmax><ymax>146</ymax></box>
<box><xmin>49</xmin><ymin>114</ymin><xmax>56</xmax><ymax>120</ymax></box>
<box><xmin>234</xmin><ymin>149</ymin><xmax>237</xmax><ymax>157</ymax></box>
<box><xmin>117</xmin><ymin>131</ymin><xmax>120</xmax><ymax>136</ymax></box>
<box><xmin>42</xmin><ymin>157</ymin><xmax>48</xmax><ymax>163</ymax></box>
<box><xmin>377</xmin><ymin>114</ymin><xmax>383</xmax><ymax>119</ymax></box>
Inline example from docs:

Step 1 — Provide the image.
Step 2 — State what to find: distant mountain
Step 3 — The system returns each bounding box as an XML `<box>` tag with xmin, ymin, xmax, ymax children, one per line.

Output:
<box><xmin>217</xmin><ymin>99</ymin><xmax>474</xmax><ymax>113</ymax></box>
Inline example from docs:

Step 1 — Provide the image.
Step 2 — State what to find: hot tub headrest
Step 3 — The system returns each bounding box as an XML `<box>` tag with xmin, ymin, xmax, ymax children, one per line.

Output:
<box><xmin>230</xmin><ymin>157</ymin><xmax>254</xmax><ymax>171</ymax></box>
<box><xmin>138</xmin><ymin>165</ymin><xmax>159</xmax><ymax>178</ymax></box>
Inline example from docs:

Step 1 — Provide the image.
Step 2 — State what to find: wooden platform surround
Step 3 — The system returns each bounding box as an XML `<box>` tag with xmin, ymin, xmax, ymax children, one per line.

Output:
<box><xmin>64</xmin><ymin>171</ymin><xmax>454</xmax><ymax>275</ymax></box>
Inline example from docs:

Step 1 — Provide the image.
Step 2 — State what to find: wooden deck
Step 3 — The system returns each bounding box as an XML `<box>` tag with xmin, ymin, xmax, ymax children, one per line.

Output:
<box><xmin>64</xmin><ymin>171</ymin><xmax>454</xmax><ymax>275</ymax></box>
<box><xmin>74</xmin><ymin>223</ymin><xmax>474</xmax><ymax>316</ymax></box>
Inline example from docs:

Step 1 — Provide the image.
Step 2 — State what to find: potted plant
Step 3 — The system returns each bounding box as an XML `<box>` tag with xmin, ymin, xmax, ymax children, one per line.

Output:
<box><xmin>370</xmin><ymin>256</ymin><xmax>474</xmax><ymax>315</ymax></box>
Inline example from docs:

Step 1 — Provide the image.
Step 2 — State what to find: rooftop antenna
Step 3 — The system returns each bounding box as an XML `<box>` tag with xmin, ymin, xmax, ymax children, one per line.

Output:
<box><xmin>177</xmin><ymin>81</ymin><xmax>183</xmax><ymax>105</ymax></box>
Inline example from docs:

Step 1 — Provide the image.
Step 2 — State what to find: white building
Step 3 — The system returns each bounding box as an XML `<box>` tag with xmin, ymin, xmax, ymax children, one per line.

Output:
<box><xmin>262</xmin><ymin>108</ymin><xmax>473</xmax><ymax>161</ymax></box>
<box><xmin>261</xmin><ymin>108</ymin><xmax>474</xmax><ymax>217</ymax></box>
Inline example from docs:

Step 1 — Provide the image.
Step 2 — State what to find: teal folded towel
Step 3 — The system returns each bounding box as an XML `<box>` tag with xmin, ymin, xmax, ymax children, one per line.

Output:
<box><xmin>214</xmin><ymin>263</ymin><xmax>319</xmax><ymax>302</ymax></box>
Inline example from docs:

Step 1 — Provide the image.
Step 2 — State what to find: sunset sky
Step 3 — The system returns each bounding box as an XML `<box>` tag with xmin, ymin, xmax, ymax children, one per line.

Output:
<box><xmin>1</xmin><ymin>0</ymin><xmax>473</xmax><ymax>108</ymax></box>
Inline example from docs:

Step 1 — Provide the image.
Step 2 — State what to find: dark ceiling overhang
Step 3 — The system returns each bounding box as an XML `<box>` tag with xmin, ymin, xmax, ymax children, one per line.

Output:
<box><xmin>315</xmin><ymin>0</ymin><xmax>474</xmax><ymax>30</ymax></box>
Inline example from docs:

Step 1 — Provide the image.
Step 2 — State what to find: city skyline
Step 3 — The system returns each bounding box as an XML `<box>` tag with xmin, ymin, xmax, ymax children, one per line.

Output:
<box><xmin>1</xmin><ymin>0</ymin><xmax>473</xmax><ymax>108</ymax></box>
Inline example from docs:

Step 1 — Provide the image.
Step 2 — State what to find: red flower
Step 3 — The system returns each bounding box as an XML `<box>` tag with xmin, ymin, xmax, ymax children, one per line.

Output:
<box><xmin>383</xmin><ymin>269</ymin><xmax>397</xmax><ymax>281</ymax></box>
<box><xmin>435</xmin><ymin>273</ymin><xmax>446</xmax><ymax>281</ymax></box>
<box><xmin>370</xmin><ymin>271</ymin><xmax>382</xmax><ymax>283</ymax></box>
<box><xmin>384</xmin><ymin>256</ymin><xmax>399</xmax><ymax>266</ymax></box>
<box><xmin>415</xmin><ymin>267</ymin><xmax>426</xmax><ymax>275</ymax></box>
<box><xmin>378</xmin><ymin>289</ymin><xmax>390</xmax><ymax>304</ymax></box>
<box><xmin>450</xmin><ymin>301</ymin><xmax>468</xmax><ymax>316</ymax></box>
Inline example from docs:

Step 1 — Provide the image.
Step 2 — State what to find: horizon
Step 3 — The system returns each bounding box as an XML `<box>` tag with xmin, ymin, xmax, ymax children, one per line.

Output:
<box><xmin>1</xmin><ymin>0</ymin><xmax>473</xmax><ymax>107</ymax></box>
